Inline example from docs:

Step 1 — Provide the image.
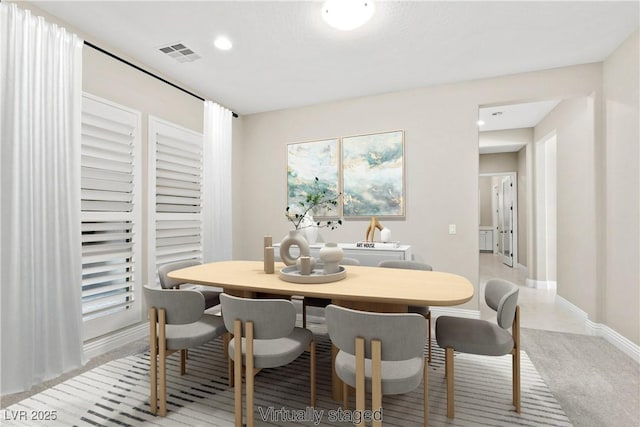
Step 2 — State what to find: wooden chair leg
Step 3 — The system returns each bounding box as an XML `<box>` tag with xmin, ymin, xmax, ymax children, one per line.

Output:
<box><xmin>343</xmin><ymin>382</ymin><xmax>349</xmax><ymax>409</ymax></box>
<box><xmin>149</xmin><ymin>308</ymin><xmax>158</xmax><ymax>415</ymax></box>
<box><xmin>331</xmin><ymin>344</ymin><xmax>343</xmax><ymax>401</ymax></box>
<box><xmin>302</xmin><ymin>299</ymin><xmax>308</xmax><ymax>328</ymax></box>
<box><xmin>158</xmin><ymin>309</ymin><xmax>167</xmax><ymax>417</ymax></box>
<box><xmin>224</xmin><ymin>333</ymin><xmax>233</xmax><ymax>386</ymax></box>
<box><xmin>223</xmin><ymin>332</ymin><xmax>230</xmax><ymax>360</ymax></box>
<box><xmin>355</xmin><ymin>337</ymin><xmax>365</xmax><ymax>427</ymax></box>
<box><xmin>309</xmin><ymin>341</ymin><xmax>316</xmax><ymax>407</ymax></box>
<box><xmin>513</xmin><ymin>349</ymin><xmax>521</xmax><ymax>413</ymax></box>
<box><xmin>372</xmin><ymin>339</ymin><xmax>382</xmax><ymax>427</ymax></box>
<box><xmin>233</xmin><ymin>320</ymin><xmax>243</xmax><ymax>427</ymax></box>
<box><xmin>512</xmin><ymin>350</ymin><xmax>516</xmax><ymax>406</ymax></box>
<box><xmin>445</xmin><ymin>347</ymin><xmax>454</xmax><ymax>419</ymax></box>
<box><xmin>180</xmin><ymin>349</ymin><xmax>187</xmax><ymax>375</ymax></box>
<box><xmin>513</xmin><ymin>306</ymin><xmax>521</xmax><ymax>413</ymax></box>
<box><xmin>246</xmin><ymin>321</ymin><xmax>255</xmax><ymax>427</ymax></box>
<box><xmin>516</xmin><ymin>350</ymin><xmax>521</xmax><ymax>413</ymax></box>
<box><xmin>228</xmin><ymin>358</ymin><xmax>234</xmax><ymax>388</ymax></box>
<box><xmin>426</xmin><ymin>312</ymin><xmax>432</xmax><ymax>364</ymax></box>
<box><xmin>423</xmin><ymin>358</ymin><xmax>429</xmax><ymax>427</ymax></box>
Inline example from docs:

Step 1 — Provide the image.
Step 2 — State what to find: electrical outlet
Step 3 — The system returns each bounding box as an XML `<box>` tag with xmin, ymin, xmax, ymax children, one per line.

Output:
<box><xmin>449</xmin><ymin>224</ymin><xmax>456</xmax><ymax>234</ymax></box>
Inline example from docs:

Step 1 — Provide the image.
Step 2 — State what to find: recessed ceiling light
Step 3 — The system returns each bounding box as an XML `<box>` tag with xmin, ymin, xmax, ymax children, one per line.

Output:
<box><xmin>477</xmin><ymin>120</ymin><xmax>485</xmax><ymax>126</ymax></box>
<box><xmin>214</xmin><ymin>36</ymin><xmax>232</xmax><ymax>51</ymax></box>
<box><xmin>322</xmin><ymin>0</ymin><xmax>375</xmax><ymax>31</ymax></box>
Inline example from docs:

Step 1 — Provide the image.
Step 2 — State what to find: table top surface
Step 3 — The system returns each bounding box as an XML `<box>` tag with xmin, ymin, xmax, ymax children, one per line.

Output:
<box><xmin>168</xmin><ymin>260</ymin><xmax>474</xmax><ymax>307</ymax></box>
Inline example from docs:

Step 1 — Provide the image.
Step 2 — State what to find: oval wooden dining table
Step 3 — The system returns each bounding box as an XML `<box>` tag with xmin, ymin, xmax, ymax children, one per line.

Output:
<box><xmin>168</xmin><ymin>260</ymin><xmax>474</xmax><ymax>400</ymax></box>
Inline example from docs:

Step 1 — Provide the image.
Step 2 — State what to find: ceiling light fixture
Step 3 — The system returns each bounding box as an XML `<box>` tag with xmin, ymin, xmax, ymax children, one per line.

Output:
<box><xmin>477</xmin><ymin>120</ymin><xmax>485</xmax><ymax>126</ymax></box>
<box><xmin>214</xmin><ymin>36</ymin><xmax>232</xmax><ymax>51</ymax></box>
<box><xmin>322</xmin><ymin>0</ymin><xmax>375</xmax><ymax>31</ymax></box>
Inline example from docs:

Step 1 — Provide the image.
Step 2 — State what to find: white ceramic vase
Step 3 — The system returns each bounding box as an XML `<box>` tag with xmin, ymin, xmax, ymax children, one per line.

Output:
<box><xmin>380</xmin><ymin>227</ymin><xmax>392</xmax><ymax>243</ymax></box>
<box><xmin>319</xmin><ymin>242</ymin><xmax>343</xmax><ymax>274</ymax></box>
<box><xmin>279</xmin><ymin>230</ymin><xmax>310</xmax><ymax>266</ymax></box>
<box><xmin>300</xmin><ymin>215</ymin><xmax>319</xmax><ymax>244</ymax></box>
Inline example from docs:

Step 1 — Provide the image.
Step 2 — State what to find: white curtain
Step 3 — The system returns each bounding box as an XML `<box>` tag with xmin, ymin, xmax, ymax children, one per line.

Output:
<box><xmin>202</xmin><ymin>101</ymin><xmax>233</xmax><ymax>262</ymax></box>
<box><xmin>0</xmin><ymin>4</ymin><xmax>85</xmax><ymax>394</ymax></box>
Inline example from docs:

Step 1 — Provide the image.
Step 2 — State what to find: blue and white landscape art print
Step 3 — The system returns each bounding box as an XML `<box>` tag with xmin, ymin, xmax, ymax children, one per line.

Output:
<box><xmin>287</xmin><ymin>138</ymin><xmax>340</xmax><ymax>217</ymax></box>
<box><xmin>342</xmin><ymin>130</ymin><xmax>404</xmax><ymax>217</ymax></box>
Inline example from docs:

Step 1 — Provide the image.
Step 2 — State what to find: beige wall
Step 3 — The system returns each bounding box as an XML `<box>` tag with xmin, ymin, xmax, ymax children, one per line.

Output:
<box><xmin>478</xmin><ymin>176</ymin><xmax>493</xmax><ymax>226</ymax></box>
<box><xmin>517</xmin><ymin>147</ymin><xmax>527</xmax><ymax>267</ymax></box>
<box><xmin>535</xmin><ymin>97</ymin><xmax>597</xmax><ymax>315</ymax></box>
<box><xmin>479</xmin><ymin>152</ymin><xmax>518</xmax><ymax>174</ymax></box>
<box><xmin>239</xmin><ymin>63</ymin><xmax>603</xmax><ymax>311</ymax></box>
<box><xmin>479</xmin><ymin>128</ymin><xmax>532</xmax><ymax>158</ymax></box>
<box><xmin>529</xmin><ymin>30</ymin><xmax>640</xmax><ymax>345</ymax></box>
<box><xmin>603</xmin><ymin>30</ymin><xmax>639</xmax><ymax>345</ymax></box>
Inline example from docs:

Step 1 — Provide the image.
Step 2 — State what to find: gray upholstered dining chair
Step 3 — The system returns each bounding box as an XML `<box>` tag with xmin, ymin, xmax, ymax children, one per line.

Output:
<box><xmin>158</xmin><ymin>260</ymin><xmax>221</xmax><ymax>309</ymax></box>
<box><xmin>436</xmin><ymin>278</ymin><xmax>520</xmax><ymax>418</ymax></box>
<box><xmin>378</xmin><ymin>260</ymin><xmax>434</xmax><ymax>363</ymax></box>
<box><xmin>220</xmin><ymin>293</ymin><xmax>316</xmax><ymax>427</ymax></box>
<box><xmin>326</xmin><ymin>304</ymin><xmax>429</xmax><ymax>427</ymax></box>
<box><xmin>301</xmin><ymin>257</ymin><xmax>361</xmax><ymax>328</ymax></box>
<box><xmin>144</xmin><ymin>286</ymin><xmax>226</xmax><ymax>416</ymax></box>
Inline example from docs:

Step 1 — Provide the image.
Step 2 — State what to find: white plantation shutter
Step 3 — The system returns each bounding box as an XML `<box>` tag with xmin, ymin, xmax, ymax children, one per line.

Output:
<box><xmin>155</xmin><ymin>134</ymin><xmax>202</xmax><ymax>214</ymax></box>
<box><xmin>149</xmin><ymin>117</ymin><xmax>204</xmax><ymax>284</ymax></box>
<box><xmin>81</xmin><ymin>94</ymin><xmax>142</xmax><ymax>340</ymax></box>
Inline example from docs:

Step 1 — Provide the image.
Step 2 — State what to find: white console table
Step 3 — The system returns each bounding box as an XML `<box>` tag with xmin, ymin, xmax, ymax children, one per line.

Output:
<box><xmin>273</xmin><ymin>242</ymin><xmax>412</xmax><ymax>267</ymax></box>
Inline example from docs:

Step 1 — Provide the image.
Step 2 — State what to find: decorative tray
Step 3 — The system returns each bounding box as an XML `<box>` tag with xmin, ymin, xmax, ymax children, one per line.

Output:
<box><xmin>279</xmin><ymin>265</ymin><xmax>346</xmax><ymax>284</ymax></box>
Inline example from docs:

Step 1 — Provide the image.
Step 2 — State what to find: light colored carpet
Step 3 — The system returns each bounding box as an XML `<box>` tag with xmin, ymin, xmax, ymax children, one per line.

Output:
<box><xmin>2</xmin><ymin>329</ymin><xmax>570</xmax><ymax>427</ymax></box>
<box><xmin>521</xmin><ymin>328</ymin><xmax>640</xmax><ymax>427</ymax></box>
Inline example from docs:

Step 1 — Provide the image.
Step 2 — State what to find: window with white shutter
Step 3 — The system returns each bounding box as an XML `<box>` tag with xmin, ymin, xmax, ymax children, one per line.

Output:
<box><xmin>148</xmin><ymin>117</ymin><xmax>204</xmax><ymax>284</ymax></box>
<box><xmin>81</xmin><ymin>94</ymin><xmax>142</xmax><ymax>340</ymax></box>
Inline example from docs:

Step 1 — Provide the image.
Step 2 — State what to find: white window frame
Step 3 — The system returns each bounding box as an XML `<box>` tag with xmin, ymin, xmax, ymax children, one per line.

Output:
<box><xmin>148</xmin><ymin>116</ymin><xmax>204</xmax><ymax>286</ymax></box>
<box><xmin>81</xmin><ymin>93</ymin><xmax>142</xmax><ymax>340</ymax></box>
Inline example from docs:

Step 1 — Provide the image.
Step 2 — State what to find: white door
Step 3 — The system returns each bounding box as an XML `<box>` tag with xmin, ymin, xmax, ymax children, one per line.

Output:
<box><xmin>500</xmin><ymin>176</ymin><xmax>514</xmax><ymax>267</ymax></box>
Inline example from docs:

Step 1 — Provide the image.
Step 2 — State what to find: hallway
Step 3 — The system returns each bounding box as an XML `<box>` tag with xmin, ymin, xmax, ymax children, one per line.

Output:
<box><xmin>479</xmin><ymin>253</ymin><xmax>590</xmax><ymax>335</ymax></box>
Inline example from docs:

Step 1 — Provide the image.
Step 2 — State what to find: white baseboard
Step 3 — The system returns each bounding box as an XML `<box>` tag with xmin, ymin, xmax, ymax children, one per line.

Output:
<box><xmin>525</xmin><ymin>278</ymin><xmax>557</xmax><ymax>290</ymax></box>
<box><xmin>83</xmin><ymin>322</ymin><xmax>148</xmax><ymax>360</ymax></box>
<box><xmin>586</xmin><ymin>320</ymin><xmax>640</xmax><ymax>364</ymax></box>
<box><xmin>555</xmin><ymin>295</ymin><xmax>588</xmax><ymax>319</ymax></box>
<box><xmin>556</xmin><ymin>295</ymin><xmax>640</xmax><ymax>364</ymax></box>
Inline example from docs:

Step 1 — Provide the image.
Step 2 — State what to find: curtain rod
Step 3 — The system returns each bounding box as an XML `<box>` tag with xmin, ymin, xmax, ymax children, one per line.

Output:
<box><xmin>84</xmin><ymin>40</ymin><xmax>238</xmax><ymax>118</ymax></box>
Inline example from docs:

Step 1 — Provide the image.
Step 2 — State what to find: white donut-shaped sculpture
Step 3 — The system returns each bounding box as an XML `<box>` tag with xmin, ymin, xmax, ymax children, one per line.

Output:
<box><xmin>279</xmin><ymin>230</ymin><xmax>311</xmax><ymax>266</ymax></box>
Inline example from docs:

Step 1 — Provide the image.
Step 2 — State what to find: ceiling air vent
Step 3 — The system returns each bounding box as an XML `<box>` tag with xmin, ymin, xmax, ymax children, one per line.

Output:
<box><xmin>158</xmin><ymin>42</ymin><xmax>201</xmax><ymax>63</ymax></box>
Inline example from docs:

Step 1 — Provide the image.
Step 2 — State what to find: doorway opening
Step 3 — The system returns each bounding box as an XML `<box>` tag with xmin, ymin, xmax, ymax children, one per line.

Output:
<box><xmin>479</xmin><ymin>172</ymin><xmax>518</xmax><ymax>267</ymax></box>
<box><xmin>533</xmin><ymin>132</ymin><xmax>557</xmax><ymax>287</ymax></box>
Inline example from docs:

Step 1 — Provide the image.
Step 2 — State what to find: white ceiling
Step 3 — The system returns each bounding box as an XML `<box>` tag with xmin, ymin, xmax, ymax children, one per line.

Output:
<box><xmin>478</xmin><ymin>100</ymin><xmax>562</xmax><ymax>154</ymax></box>
<box><xmin>31</xmin><ymin>1</ymin><xmax>638</xmax><ymax>116</ymax></box>
<box><xmin>479</xmin><ymin>100</ymin><xmax>562</xmax><ymax>133</ymax></box>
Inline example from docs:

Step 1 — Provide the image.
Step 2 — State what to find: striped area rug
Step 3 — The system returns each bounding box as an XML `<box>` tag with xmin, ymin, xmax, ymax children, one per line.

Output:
<box><xmin>3</xmin><ymin>326</ymin><xmax>571</xmax><ymax>427</ymax></box>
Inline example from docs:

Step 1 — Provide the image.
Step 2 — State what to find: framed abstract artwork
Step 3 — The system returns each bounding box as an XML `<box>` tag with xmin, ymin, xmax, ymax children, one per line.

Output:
<box><xmin>341</xmin><ymin>130</ymin><xmax>405</xmax><ymax>218</ymax></box>
<box><xmin>287</xmin><ymin>138</ymin><xmax>340</xmax><ymax>218</ymax></box>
